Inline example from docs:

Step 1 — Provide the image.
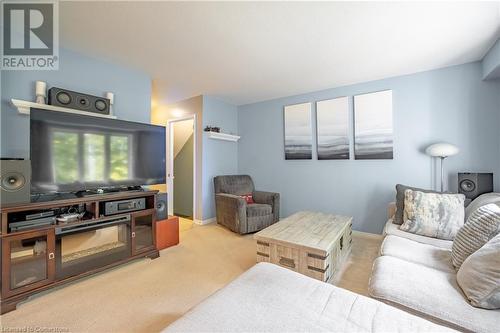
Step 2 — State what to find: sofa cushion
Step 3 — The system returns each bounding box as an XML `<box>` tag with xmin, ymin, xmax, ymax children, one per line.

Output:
<box><xmin>165</xmin><ymin>262</ymin><xmax>454</xmax><ymax>333</ymax></box>
<box><xmin>247</xmin><ymin>203</ymin><xmax>272</xmax><ymax>217</ymax></box>
<box><xmin>380</xmin><ymin>235</ymin><xmax>454</xmax><ymax>272</ymax></box>
<box><xmin>384</xmin><ymin>220</ymin><xmax>453</xmax><ymax>249</ymax></box>
<box><xmin>394</xmin><ymin>184</ymin><xmax>445</xmax><ymax>225</ymax></box>
<box><xmin>465</xmin><ymin>192</ymin><xmax>500</xmax><ymax>221</ymax></box>
<box><xmin>457</xmin><ymin>233</ymin><xmax>500</xmax><ymax>309</ymax></box>
<box><xmin>451</xmin><ymin>203</ymin><xmax>500</xmax><ymax>268</ymax></box>
<box><xmin>400</xmin><ymin>190</ymin><xmax>465</xmax><ymax>240</ymax></box>
<box><xmin>369</xmin><ymin>256</ymin><xmax>500</xmax><ymax>333</ymax></box>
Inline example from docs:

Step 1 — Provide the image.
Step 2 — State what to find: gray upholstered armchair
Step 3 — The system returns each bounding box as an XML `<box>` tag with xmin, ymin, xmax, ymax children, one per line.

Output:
<box><xmin>214</xmin><ymin>175</ymin><xmax>280</xmax><ymax>234</ymax></box>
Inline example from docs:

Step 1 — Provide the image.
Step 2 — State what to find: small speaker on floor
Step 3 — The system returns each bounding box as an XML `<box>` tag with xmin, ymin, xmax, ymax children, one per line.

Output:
<box><xmin>156</xmin><ymin>192</ymin><xmax>168</xmax><ymax>220</ymax></box>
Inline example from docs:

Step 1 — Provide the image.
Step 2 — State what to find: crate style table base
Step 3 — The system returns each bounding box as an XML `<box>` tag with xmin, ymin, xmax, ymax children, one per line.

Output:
<box><xmin>254</xmin><ymin>211</ymin><xmax>352</xmax><ymax>283</ymax></box>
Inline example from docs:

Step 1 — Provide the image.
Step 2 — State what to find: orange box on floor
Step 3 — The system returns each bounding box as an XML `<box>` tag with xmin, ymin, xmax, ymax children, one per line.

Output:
<box><xmin>156</xmin><ymin>216</ymin><xmax>179</xmax><ymax>250</ymax></box>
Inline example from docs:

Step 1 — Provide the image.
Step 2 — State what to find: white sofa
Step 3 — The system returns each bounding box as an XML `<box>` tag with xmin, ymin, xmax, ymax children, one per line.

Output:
<box><xmin>369</xmin><ymin>204</ymin><xmax>500</xmax><ymax>333</ymax></box>
<box><xmin>166</xmin><ymin>262</ymin><xmax>454</xmax><ymax>332</ymax></box>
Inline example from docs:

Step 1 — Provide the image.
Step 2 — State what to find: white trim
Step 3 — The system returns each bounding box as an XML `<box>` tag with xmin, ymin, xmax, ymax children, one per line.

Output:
<box><xmin>194</xmin><ymin>217</ymin><xmax>216</xmax><ymax>225</ymax></box>
<box><xmin>352</xmin><ymin>230</ymin><xmax>383</xmax><ymax>240</ymax></box>
<box><xmin>11</xmin><ymin>99</ymin><xmax>117</xmax><ymax>119</ymax></box>
<box><xmin>167</xmin><ymin>115</ymin><xmax>198</xmax><ymax>219</ymax></box>
<box><xmin>206</xmin><ymin>131</ymin><xmax>240</xmax><ymax>142</ymax></box>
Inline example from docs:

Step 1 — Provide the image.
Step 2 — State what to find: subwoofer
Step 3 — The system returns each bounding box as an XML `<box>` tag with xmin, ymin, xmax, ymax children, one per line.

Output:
<box><xmin>458</xmin><ymin>173</ymin><xmax>493</xmax><ymax>200</ymax></box>
<box><xmin>48</xmin><ymin>87</ymin><xmax>110</xmax><ymax>115</ymax></box>
<box><xmin>156</xmin><ymin>192</ymin><xmax>168</xmax><ymax>221</ymax></box>
<box><xmin>0</xmin><ymin>159</ymin><xmax>31</xmax><ymax>206</ymax></box>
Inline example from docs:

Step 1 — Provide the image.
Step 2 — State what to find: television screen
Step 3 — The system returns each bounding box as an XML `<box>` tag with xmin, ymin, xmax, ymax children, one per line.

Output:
<box><xmin>30</xmin><ymin>109</ymin><xmax>166</xmax><ymax>193</ymax></box>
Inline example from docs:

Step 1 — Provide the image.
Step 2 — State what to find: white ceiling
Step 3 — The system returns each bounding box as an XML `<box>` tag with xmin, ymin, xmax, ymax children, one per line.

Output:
<box><xmin>60</xmin><ymin>1</ymin><xmax>500</xmax><ymax>106</ymax></box>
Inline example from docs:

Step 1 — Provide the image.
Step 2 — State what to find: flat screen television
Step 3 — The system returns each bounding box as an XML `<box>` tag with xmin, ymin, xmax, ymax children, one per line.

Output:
<box><xmin>30</xmin><ymin>109</ymin><xmax>166</xmax><ymax>194</ymax></box>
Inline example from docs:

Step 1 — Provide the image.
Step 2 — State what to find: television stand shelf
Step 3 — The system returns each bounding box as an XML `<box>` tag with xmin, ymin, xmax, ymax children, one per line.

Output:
<box><xmin>0</xmin><ymin>190</ymin><xmax>159</xmax><ymax>314</ymax></box>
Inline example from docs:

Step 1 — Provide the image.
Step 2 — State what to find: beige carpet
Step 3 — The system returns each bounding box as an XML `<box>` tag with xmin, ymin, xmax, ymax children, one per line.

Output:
<box><xmin>0</xmin><ymin>219</ymin><xmax>381</xmax><ymax>332</ymax></box>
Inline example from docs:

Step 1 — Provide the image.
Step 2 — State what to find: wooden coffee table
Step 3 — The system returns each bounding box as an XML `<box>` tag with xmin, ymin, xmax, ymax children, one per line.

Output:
<box><xmin>254</xmin><ymin>211</ymin><xmax>352</xmax><ymax>283</ymax></box>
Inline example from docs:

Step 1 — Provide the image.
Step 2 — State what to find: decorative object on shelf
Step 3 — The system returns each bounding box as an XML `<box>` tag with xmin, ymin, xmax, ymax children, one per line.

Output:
<box><xmin>35</xmin><ymin>81</ymin><xmax>47</xmax><ymax>104</ymax></box>
<box><xmin>316</xmin><ymin>97</ymin><xmax>349</xmax><ymax>160</ymax></box>
<box><xmin>425</xmin><ymin>142</ymin><xmax>459</xmax><ymax>192</ymax></box>
<box><xmin>284</xmin><ymin>102</ymin><xmax>312</xmax><ymax>160</ymax></box>
<box><xmin>48</xmin><ymin>87</ymin><xmax>110</xmax><ymax>115</ymax></box>
<box><xmin>105</xmin><ymin>92</ymin><xmax>114</xmax><ymax>116</ymax></box>
<box><xmin>206</xmin><ymin>131</ymin><xmax>240</xmax><ymax>142</ymax></box>
<box><xmin>204</xmin><ymin>126</ymin><xmax>220</xmax><ymax>133</ymax></box>
<box><xmin>354</xmin><ymin>90</ymin><xmax>393</xmax><ymax>160</ymax></box>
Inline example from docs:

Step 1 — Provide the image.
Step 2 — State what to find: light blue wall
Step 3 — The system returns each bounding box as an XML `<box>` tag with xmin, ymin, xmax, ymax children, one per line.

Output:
<box><xmin>1</xmin><ymin>48</ymin><xmax>151</xmax><ymax>158</ymax></box>
<box><xmin>483</xmin><ymin>38</ymin><xmax>500</xmax><ymax>80</ymax></box>
<box><xmin>202</xmin><ymin>96</ymin><xmax>238</xmax><ymax>220</ymax></box>
<box><xmin>238</xmin><ymin>62</ymin><xmax>500</xmax><ymax>234</ymax></box>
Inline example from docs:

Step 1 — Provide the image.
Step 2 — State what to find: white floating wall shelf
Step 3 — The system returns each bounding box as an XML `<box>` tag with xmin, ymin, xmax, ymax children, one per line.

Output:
<box><xmin>11</xmin><ymin>99</ymin><xmax>118</xmax><ymax>119</ymax></box>
<box><xmin>206</xmin><ymin>131</ymin><xmax>240</xmax><ymax>142</ymax></box>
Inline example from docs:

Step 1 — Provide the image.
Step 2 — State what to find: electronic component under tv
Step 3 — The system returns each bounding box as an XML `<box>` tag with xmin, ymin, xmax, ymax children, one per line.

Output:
<box><xmin>30</xmin><ymin>109</ymin><xmax>166</xmax><ymax>194</ymax></box>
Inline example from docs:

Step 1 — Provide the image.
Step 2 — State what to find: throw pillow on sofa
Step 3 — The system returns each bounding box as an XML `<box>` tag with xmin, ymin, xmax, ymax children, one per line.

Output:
<box><xmin>394</xmin><ymin>184</ymin><xmax>446</xmax><ymax>225</ymax></box>
<box><xmin>464</xmin><ymin>192</ymin><xmax>500</xmax><ymax>221</ymax></box>
<box><xmin>239</xmin><ymin>194</ymin><xmax>255</xmax><ymax>204</ymax></box>
<box><xmin>400</xmin><ymin>189</ymin><xmax>465</xmax><ymax>240</ymax></box>
<box><xmin>457</xmin><ymin>232</ymin><xmax>500</xmax><ymax>309</ymax></box>
<box><xmin>452</xmin><ymin>203</ymin><xmax>500</xmax><ymax>268</ymax></box>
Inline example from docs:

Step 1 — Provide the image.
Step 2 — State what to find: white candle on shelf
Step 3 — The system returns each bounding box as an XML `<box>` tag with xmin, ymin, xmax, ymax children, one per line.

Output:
<box><xmin>35</xmin><ymin>81</ymin><xmax>47</xmax><ymax>104</ymax></box>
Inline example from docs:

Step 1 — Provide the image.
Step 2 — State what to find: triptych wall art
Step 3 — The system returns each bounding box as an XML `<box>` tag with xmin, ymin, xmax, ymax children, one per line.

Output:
<box><xmin>316</xmin><ymin>96</ymin><xmax>350</xmax><ymax>160</ymax></box>
<box><xmin>284</xmin><ymin>102</ymin><xmax>313</xmax><ymax>160</ymax></box>
<box><xmin>283</xmin><ymin>90</ymin><xmax>393</xmax><ymax>160</ymax></box>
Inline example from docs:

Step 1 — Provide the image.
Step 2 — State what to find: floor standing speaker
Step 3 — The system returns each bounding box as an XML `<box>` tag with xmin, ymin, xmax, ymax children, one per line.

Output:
<box><xmin>458</xmin><ymin>173</ymin><xmax>493</xmax><ymax>200</ymax></box>
<box><xmin>156</xmin><ymin>192</ymin><xmax>168</xmax><ymax>221</ymax></box>
<box><xmin>0</xmin><ymin>159</ymin><xmax>31</xmax><ymax>206</ymax></box>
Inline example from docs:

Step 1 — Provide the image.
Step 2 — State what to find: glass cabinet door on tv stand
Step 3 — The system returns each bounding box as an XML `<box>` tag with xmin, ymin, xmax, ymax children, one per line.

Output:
<box><xmin>2</xmin><ymin>229</ymin><xmax>56</xmax><ymax>298</ymax></box>
<box><xmin>131</xmin><ymin>209</ymin><xmax>156</xmax><ymax>255</ymax></box>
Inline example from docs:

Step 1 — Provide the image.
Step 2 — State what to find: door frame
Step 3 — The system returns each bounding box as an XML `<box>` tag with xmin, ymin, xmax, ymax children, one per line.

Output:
<box><xmin>166</xmin><ymin>114</ymin><xmax>197</xmax><ymax>219</ymax></box>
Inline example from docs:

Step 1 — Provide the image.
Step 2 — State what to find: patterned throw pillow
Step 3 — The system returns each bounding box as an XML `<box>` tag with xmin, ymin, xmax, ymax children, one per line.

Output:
<box><xmin>457</xmin><ymin>233</ymin><xmax>500</xmax><ymax>309</ymax></box>
<box><xmin>239</xmin><ymin>193</ymin><xmax>255</xmax><ymax>204</ymax></box>
<box><xmin>394</xmin><ymin>184</ymin><xmax>446</xmax><ymax>225</ymax></box>
<box><xmin>400</xmin><ymin>189</ymin><xmax>465</xmax><ymax>240</ymax></box>
<box><xmin>452</xmin><ymin>203</ymin><xmax>500</xmax><ymax>269</ymax></box>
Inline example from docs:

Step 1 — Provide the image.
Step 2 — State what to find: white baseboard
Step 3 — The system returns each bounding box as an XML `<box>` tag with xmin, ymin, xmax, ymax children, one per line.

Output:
<box><xmin>193</xmin><ymin>217</ymin><xmax>216</xmax><ymax>225</ymax></box>
<box><xmin>352</xmin><ymin>230</ymin><xmax>383</xmax><ymax>240</ymax></box>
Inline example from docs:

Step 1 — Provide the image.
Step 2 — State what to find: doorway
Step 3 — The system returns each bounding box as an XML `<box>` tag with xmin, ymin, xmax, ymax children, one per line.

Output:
<box><xmin>167</xmin><ymin>116</ymin><xmax>196</xmax><ymax>223</ymax></box>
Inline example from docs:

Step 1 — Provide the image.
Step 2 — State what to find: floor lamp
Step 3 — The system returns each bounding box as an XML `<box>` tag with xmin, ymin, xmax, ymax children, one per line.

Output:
<box><xmin>425</xmin><ymin>143</ymin><xmax>459</xmax><ymax>192</ymax></box>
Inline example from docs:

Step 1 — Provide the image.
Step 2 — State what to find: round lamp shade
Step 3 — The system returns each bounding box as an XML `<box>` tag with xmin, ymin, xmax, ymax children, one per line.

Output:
<box><xmin>425</xmin><ymin>143</ymin><xmax>459</xmax><ymax>157</ymax></box>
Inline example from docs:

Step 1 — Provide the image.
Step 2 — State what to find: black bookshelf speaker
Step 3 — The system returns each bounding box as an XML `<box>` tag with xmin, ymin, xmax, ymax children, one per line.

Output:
<box><xmin>156</xmin><ymin>192</ymin><xmax>168</xmax><ymax>221</ymax></box>
<box><xmin>48</xmin><ymin>87</ymin><xmax>110</xmax><ymax>115</ymax></box>
<box><xmin>0</xmin><ymin>159</ymin><xmax>31</xmax><ymax>206</ymax></box>
<box><xmin>458</xmin><ymin>173</ymin><xmax>494</xmax><ymax>200</ymax></box>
